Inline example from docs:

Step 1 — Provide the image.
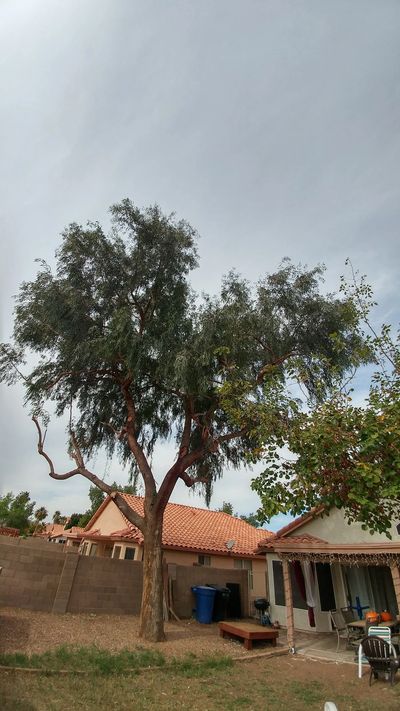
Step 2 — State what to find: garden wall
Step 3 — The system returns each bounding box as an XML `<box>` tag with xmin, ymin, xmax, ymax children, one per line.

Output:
<box><xmin>0</xmin><ymin>537</ymin><xmax>249</xmax><ymax>618</ymax></box>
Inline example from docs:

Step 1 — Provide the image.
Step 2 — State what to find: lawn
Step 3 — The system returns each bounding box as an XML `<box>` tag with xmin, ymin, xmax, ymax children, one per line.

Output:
<box><xmin>1</xmin><ymin>647</ymin><xmax>400</xmax><ymax>711</ymax></box>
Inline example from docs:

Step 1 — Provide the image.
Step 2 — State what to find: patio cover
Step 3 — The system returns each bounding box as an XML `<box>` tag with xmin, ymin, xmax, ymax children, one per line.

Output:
<box><xmin>257</xmin><ymin>534</ymin><xmax>400</xmax><ymax>652</ymax></box>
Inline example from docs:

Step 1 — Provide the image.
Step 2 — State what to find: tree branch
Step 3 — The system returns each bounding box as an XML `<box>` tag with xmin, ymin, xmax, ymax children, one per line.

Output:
<box><xmin>32</xmin><ymin>416</ymin><xmax>114</xmax><ymax>494</ymax></box>
<box><xmin>120</xmin><ymin>378</ymin><xmax>156</xmax><ymax>497</ymax></box>
<box><xmin>46</xmin><ymin>368</ymin><xmax>118</xmax><ymax>390</ymax></box>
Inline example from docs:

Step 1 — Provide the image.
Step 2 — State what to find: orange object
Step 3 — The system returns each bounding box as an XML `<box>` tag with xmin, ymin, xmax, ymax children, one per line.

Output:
<box><xmin>380</xmin><ymin>610</ymin><xmax>392</xmax><ymax>622</ymax></box>
<box><xmin>365</xmin><ymin>611</ymin><xmax>380</xmax><ymax>624</ymax></box>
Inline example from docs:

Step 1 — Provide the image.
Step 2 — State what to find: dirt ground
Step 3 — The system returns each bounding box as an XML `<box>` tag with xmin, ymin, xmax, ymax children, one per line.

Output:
<box><xmin>0</xmin><ymin>606</ymin><xmax>277</xmax><ymax>659</ymax></box>
<box><xmin>1</xmin><ymin>608</ymin><xmax>400</xmax><ymax>710</ymax></box>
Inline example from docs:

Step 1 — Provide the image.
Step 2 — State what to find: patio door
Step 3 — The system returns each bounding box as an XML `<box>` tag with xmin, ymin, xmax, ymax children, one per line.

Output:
<box><xmin>342</xmin><ymin>565</ymin><xmax>398</xmax><ymax>618</ymax></box>
<box><xmin>342</xmin><ymin>565</ymin><xmax>372</xmax><ymax>616</ymax></box>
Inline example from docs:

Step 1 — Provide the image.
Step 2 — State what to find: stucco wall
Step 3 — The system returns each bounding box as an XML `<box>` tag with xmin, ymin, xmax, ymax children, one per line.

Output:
<box><xmin>290</xmin><ymin>507</ymin><xmax>400</xmax><ymax>543</ymax></box>
<box><xmin>87</xmin><ymin>501</ymin><xmax>125</xmax><ymax>535</ymax></box>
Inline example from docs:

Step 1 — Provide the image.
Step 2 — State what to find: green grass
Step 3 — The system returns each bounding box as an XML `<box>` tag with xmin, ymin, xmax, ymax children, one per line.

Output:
<box><xmin>0</xmin><ymin>644</ymin><xmax>166</xmax><ymax>674</ymax></box>
<box><xmin>2</xmin><ymin>649</ymin><xmax>400</xmax><ymax>711</ymax></box>
<box><xmin>0</xmin><ymin>645</ymin><xmax>231</xmax><ymax>677</ymax></box>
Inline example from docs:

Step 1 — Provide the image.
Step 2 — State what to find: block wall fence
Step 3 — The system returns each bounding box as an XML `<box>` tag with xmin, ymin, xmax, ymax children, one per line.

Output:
<box><xmin>0</xmin><ymin>536</ymin><xmax>248</xmax><ymax>618</ymax></box>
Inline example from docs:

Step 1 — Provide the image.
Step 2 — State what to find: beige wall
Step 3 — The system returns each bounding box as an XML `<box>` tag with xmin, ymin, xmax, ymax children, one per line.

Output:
<box><xmin>290</xmin><ymin>507</ymin><xmax>400</xmax><ymax>543</ymax></box>
<box><xmin>87</xmin><ymin>501</ymin><xmax>125</xmax><ymax>535</ymax></box>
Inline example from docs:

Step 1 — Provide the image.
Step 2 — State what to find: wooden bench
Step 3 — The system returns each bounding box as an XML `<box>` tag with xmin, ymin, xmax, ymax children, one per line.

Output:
<box><xmin>218</xmin><ymin>620</ymin><xmax>279</xmax><ymax>650</ymax></box>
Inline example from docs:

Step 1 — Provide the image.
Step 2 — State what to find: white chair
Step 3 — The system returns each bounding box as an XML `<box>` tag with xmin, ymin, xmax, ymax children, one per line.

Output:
<box><xmin>324</xmin><ymin>704</ymin><xmax>338</xmax><ymax>711</ymax></box>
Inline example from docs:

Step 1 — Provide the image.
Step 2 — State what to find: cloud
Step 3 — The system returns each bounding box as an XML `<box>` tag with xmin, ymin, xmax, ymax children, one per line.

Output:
<box><xmin>1</xmin><ymin>1</ymin><xmax>399</xmax><ymax>522</ymax></box>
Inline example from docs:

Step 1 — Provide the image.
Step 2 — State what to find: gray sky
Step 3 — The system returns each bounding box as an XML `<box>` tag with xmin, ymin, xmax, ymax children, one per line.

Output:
<box><xmin>1</xmin><ymin>0</ymin><xmax>399</xmax><ymax>531</ymax></box>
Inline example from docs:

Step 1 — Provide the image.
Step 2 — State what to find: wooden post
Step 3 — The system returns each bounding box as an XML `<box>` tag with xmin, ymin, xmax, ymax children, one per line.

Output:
<box><xmin>390</xmin><ymin>562</ymin><xmax>400</xmax><ymax>613</ymax></box>
<box><xmin>282</xmin><ymin>558</ymin><xmax>295</xmax><ymax>652</ymax></box>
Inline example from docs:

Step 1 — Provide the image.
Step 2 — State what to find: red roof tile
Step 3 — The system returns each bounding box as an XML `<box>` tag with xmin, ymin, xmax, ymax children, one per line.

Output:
<box><xmin>85</xmin><ymin>494</ymin><xmax>272</xmax><ymax>557</ymax></box>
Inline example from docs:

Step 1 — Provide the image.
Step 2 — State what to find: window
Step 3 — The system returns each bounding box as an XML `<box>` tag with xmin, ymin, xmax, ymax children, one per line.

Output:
<box><xmin>272</xmin><ymin>560</ymin><xmax>307</xmax><ymax>609</ymax></box>
<box><xmin>198</xmin><ymin>554</ymin><xmax>211</xmax><ymax>566</ymax></box>
<box><xmin>89</xmin><ymin>543</ymin><xmax>97</xmax><ymax>557</ymax></box>
<box><xmin>112</xmin><ymin>546</ymin><xmax>121</xmax><ymax>559</ymax></box>
<box><xmin>234</xmin><ymin>558</ymin><xmax>253</xmax><ymax>590</ymax></box>
<box><xmin>124</xmin><ymin>547</ymin><xmax>135</xmax><ymax>560</ymax></box>
<box><xmin>316</xmin><ymin>563</ymin><xmax>335</xmax><ymax>612</ymax></box>
<box><xmin>80</xmin><ymin>542</ymin><xmax>89</xmax><ymax>556</ymax></box>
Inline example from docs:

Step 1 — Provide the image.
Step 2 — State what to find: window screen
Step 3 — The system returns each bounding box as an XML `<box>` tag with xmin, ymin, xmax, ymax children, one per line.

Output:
<box><xmin>272</xmin><ymin>560</ymin><xmax>307</xmax><ymax>609</ymax></box>
<box><xmin>316</xmin><ymin>563</ymin><xmax>336</xmax><ymax>611</ymax></box>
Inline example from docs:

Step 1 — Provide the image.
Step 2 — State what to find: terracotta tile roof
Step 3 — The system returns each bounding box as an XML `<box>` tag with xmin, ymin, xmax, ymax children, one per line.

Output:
<box><xmin>64</xmin><ymin>526</ymin><xmax>85</xmax><ymax>538</ymax></box>
<box><xmin>0</xmin><ymin>526</ymin><xmax>19</xmax><ymax>537</ymax></box>
<box><xmin>85</xmin><ymin>494</ymin><xmax>272</xmax><ymax>557</ymax></box>
<box><xmin>35</xmin><ymin>523</ymin><xmax>66</xmax><ymax>538</ymax></box>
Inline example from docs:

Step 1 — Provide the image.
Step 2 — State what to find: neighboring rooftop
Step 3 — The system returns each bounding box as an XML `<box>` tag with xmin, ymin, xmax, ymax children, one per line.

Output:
<box><xmin>84</xmin><ymin>494</ymin><xmax>273</xmax><ymax>557</ymax></box>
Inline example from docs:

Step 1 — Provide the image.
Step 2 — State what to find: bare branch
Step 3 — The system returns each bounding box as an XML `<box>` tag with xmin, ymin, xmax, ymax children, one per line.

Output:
<box><xmin>101</xmin><ymin>421</ymin><xmax>127</xmax><ymax>441</ymax></box>
<box><xmin>179</xmin><ymin>471</ymin><xmax>210</xmax><ymax>488</ymax></box>
<box><xmin>32</xmin><ymin>416</ymin><xmax>113</xmax><ymax>494</ymax></box>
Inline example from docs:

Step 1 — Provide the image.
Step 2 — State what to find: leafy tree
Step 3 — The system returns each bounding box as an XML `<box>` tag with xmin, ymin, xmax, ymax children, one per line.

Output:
<box><xmin>64</xmin><ymin>513</ymin><xmax>83</xmax><ymax>529</ymax></box>
<box><xmin>0</xmin><ymin>491</ymin><xmax>35</xmax><ymax>533</ymax></box>
<box><xmin>252</xmin><ymin>270</ymin><xmax>400</xmax><ymax>536</ymax></box>
<box><xmin>52</xmin><ymin>510</ymin><xmax>67</xmax><ymax>525</ymax></box>
<box><xmin>216</xmin><ymin>502</ymin><xmax>261</xmax><ymax>527</ymax></box>
<box><xmin>34</xmin><ymin>506</ymin><xmax>48</xmax><ymax>523</ymax></box>
<box><xmin>217</xmin><ymin>501</ymin><xmax>234</xmax><ymax>516</ymax></box>
<box><xmin>0</xmin><ymin>199</ymin><xmax>366</xmax><ymax>641</ymax></box>
<box><xmin>239</xmin><ymin>512</ymin><xmax>261</xmax><ymax>527</ymax></box>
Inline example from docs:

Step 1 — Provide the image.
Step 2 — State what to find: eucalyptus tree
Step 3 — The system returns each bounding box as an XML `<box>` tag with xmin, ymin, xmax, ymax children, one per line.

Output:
<box><xmin>0</xmin><ymin>199</ymin><xmax>366</xmax><ymax>641</ymax></box>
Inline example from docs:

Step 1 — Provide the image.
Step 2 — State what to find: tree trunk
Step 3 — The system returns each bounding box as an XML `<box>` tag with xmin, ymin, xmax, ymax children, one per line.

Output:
<box><xmin>139</xmin><ymin>510</ymin><xmax>166</xmax><ymax>642</ymax></box>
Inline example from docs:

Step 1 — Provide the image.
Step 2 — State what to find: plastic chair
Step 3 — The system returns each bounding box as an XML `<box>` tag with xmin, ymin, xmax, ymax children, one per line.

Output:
<box><xmin>359</xmin><ymin>635</ymin><xmax>400</xmax><ymax>685</ymax></box>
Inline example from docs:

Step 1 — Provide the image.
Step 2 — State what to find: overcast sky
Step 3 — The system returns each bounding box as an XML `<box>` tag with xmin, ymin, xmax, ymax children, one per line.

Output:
<box><xmin>1</xmin><ymin>0</ymin><xmax>399</xmax><ymax>532</ymax></box>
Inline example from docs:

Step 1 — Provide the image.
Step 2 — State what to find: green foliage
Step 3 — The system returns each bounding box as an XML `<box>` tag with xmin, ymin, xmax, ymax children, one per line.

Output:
<box><xmin>216</xmin><ymin>501</ymin><xmax>261</xmax><ymax>527</ymax></box>
<box><xmin>64</xmin><ymin>513</ymin><xmax>83</xmax><ymax>529</ymax></box>
<box><xmin>216</xmin><ymin>501</ymin><xmax>234</xmax><ymax>515</ymax></box>
<box><xmin>253</xmin><ymin>270</ymin><xmax>400</xmax><ymax>536</ymax></box>
<box><xmin>52</xmin><ymin>510</ymin><xmax>67</xmax><ymax>525</ymax></box>
<box><xmin>0</xmin><ymin>491</ymin><xmax>35</xmax><ymax>533</ymax></box>
<box><xmin>0</xmin><ymin>202</ymin><xmax>365</xmax><ymax>501</ymax></box>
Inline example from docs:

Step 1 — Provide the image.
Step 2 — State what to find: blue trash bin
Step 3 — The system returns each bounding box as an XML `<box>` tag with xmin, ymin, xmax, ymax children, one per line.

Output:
<box><xmin>191</xmin><ymin>585</ymin><xmax>216</xmax><ymax>623</ymax></box>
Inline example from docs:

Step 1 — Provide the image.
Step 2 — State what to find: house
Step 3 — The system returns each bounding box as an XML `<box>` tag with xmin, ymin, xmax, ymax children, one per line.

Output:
<box><xmin>80</xmin><ymin>494</ymin><xmax>272</xmax><ymax>609</ymax></box>
<box><xmin>35</xmin><ymin>523</ymin><xmax>84</xmax><ymax>547</ymax></box>
<box><xmin>0</xmin><ymin>526</ymin><xmax>19</xmax><ymax>537</ymax></box>
<box><xmin>256</xmin><ymin>506</ymin><xmax>400</xmax><ymax>650</ymax></box>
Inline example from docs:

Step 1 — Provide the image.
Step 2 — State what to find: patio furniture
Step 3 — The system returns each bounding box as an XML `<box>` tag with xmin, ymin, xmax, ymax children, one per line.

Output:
<box><xmin>359</xmin><ymin>635</ymin><xmax>400</xmax><ymax>686</ymax></box>
<box><xmin>218</xmin><ymin>620</ymin><xmax>278</xmax><ymax>650</ymax></box>
<box><xmin>357</xmin><ymin>625</ymin><xmax>398</xmax><ymax>678</ymax></box>
<box><xmin>341</xmin><ymin>606</ymin><xmax>357</xmax><ymax>623</ymax></box>
<box><xmin>330</xmin><ymin>609</ymin><xmax>363</xmax><ymax>653</ymax></box>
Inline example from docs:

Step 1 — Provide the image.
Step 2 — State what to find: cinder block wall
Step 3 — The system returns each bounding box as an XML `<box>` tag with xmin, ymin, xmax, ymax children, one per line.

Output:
<box><xmin>172</xmin><ymin>565</ymin><xmax>248</xmax><ymax>618</ymax></box>
<box><xmin>0</xmin><ymin>537</ymin><xmax>250</xmax><ymax>618</ymax></box>
<box><xmin>67</xmin><ymin>557</ymin><xmax>143</xmax><ymax>614</ymax></box>
<box><xmin>0</xmin><ymin>537</ymin><xmax>67</xmax><ymax>611</ymax></box>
